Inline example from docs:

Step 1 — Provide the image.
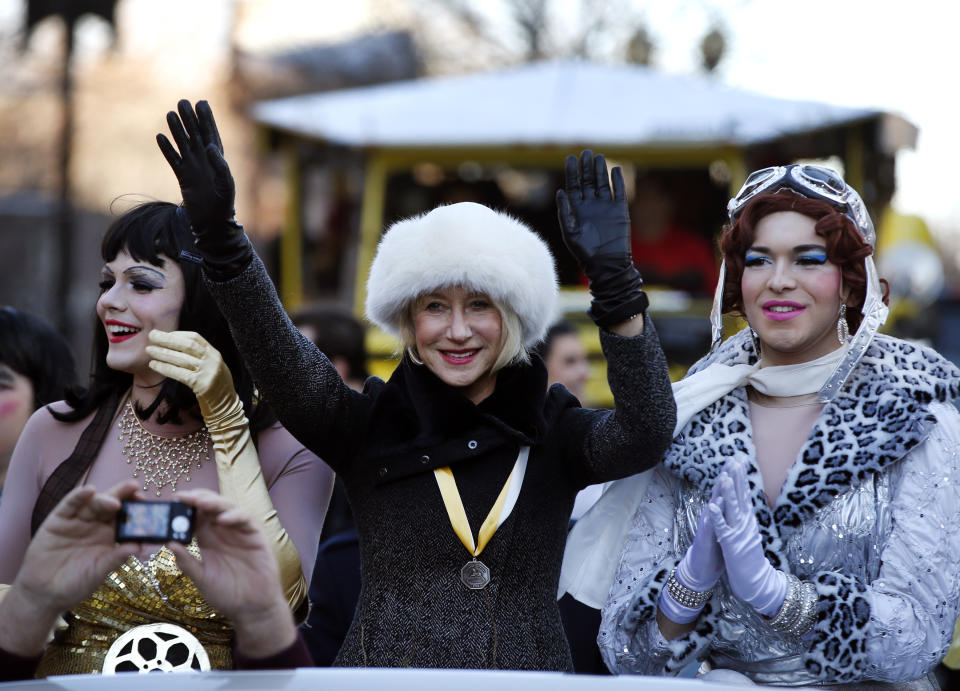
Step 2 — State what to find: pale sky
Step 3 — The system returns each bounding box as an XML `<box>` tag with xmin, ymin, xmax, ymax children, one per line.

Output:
<box><xmin>3</xmin><ymin>0</ymin><xmax>958</xmax><ymax>233</ymax></box>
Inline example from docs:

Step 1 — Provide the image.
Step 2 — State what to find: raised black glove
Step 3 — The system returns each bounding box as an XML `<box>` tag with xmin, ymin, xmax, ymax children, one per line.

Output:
<box><xmin>556</xmin><ymin>150</ymin><xmax>647</xmax><ymax>328</ymax></box>
<box><xmin>157</xmin><ymin>99</ymin><xmax>251</xmax><ymax>281</ymax></box>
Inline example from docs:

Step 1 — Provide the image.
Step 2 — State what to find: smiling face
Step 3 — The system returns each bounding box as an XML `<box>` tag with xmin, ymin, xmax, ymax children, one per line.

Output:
<box><xmin>96</xmin><ymin>249</ymin><xmax>185</xmax><ymax>386</ymax></box>
<box><xmin>741</xmin><ymin>211</ymin><xmax>848</xmax><ymax>366</ymax></box>
<box><xmin>412</xmin><ymin>286</ymin><xmax>503</xmax><ymax>404</ymax></box>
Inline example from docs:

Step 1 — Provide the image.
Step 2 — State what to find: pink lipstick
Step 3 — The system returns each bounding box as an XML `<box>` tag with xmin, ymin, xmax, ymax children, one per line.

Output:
<box><xmin>440</xmin><ymin>349</ymin><xmax>479</xmax><ymax>365</ymax></box>
<box><xmin>762</xmin><ymin>301</ymin><xmax>805</xmax><ymax>322</ymax></box>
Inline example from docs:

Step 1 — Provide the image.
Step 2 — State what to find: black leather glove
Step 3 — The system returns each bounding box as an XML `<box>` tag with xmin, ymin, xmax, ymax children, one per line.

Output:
<box><xmin>556</xmin><ymin>150</ymin><xmax>648</xmax><ymax>328</ymax></box>
<box><xmin>157</xmin><ymin>99</ymin><xmax>252</xmax><ymax>281</ymax></box>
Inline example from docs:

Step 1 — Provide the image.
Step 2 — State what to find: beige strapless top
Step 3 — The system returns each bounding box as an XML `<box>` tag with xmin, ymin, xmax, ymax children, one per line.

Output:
<box><xmin>35</xmin><ymin>541</ymin><xmax>234</xmax><ymax>676</ymax></box>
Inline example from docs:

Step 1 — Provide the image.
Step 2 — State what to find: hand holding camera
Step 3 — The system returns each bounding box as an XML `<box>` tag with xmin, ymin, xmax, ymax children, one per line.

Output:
<box><xmin>1</xmin><ymin>484</ymin><xmax>295</xmax><ymax>662</ymax></box>
<box><xmin>166</xmin><ymin>489</ymin><xmax>296</xmax><ymax>655</ymax></box>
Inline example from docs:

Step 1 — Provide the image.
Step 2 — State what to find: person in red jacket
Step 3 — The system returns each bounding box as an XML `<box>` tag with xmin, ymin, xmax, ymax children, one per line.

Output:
<box><xmin>629</xmin><ymin>174</ymin><xmax>719</xmax><ymax>296</ymax></box>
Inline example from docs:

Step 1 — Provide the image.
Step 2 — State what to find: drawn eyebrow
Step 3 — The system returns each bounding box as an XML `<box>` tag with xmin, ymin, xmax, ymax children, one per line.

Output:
<box><xmin>122</xmin><ymin>265</ymin><xmax>166</xmax><ymax>281</ymax></box>
<box><xmin>747</xmin><ymin>244</ymin><xmax>827</xmax><ymax>254</ymax></box>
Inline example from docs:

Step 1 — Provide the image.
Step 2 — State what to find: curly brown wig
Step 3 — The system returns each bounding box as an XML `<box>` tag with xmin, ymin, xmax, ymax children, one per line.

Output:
<box><xmin>719</xmin><ymin>191</ymin><xmax>889</xmax><ymax>333</ymax></box>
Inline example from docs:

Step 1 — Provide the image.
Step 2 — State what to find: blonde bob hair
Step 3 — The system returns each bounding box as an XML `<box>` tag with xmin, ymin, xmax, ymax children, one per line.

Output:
<box><xmin>397</xmin><ymin>293</ymin><xmax>528</xmax><ymax>374</ymax></box>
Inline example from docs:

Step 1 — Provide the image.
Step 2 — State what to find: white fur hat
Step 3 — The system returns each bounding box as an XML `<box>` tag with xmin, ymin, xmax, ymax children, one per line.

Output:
<box><xmin>365</xmin><ymin>202</ymin><xmax>558</xmax><ymax>347</ymax></box>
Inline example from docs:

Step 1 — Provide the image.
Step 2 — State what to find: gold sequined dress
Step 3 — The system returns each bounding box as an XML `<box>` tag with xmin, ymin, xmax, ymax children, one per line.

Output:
<box><xmin>35</xmin><ymin>541</ymin><xmax>233</xmax><ymax>676</ymax></box>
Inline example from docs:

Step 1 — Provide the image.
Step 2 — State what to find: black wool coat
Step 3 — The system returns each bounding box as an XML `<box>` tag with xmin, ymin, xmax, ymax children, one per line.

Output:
<box><xmin>206</xmin><ymin>253</ymin><xmax>676</xmax><ymax>670</ymax></box>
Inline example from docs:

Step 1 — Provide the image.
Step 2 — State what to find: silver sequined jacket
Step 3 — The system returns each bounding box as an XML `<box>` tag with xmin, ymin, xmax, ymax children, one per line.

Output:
<box><xmin>600</xmin><ymin>330</ymin><xmax>960</xmax><ymax>689</ymax></box>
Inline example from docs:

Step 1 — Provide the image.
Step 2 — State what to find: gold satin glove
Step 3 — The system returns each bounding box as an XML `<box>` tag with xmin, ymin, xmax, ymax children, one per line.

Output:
<box><xmin>146</xmin><ymin>330</ymin><xmax>307</xmax><ymax>614</ymax></box>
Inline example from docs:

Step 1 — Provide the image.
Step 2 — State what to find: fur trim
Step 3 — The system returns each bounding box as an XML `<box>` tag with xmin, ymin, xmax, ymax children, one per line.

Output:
<box><xmin>669</xmin><ymin>330</ymin><xmax>960</xmax><ymax>534</ymax></box>
<box><xmin>803</xmin><ymin>572</ymin><xmax>871</xmax><ymax>683</ymax></box>
<box><xmin>626</xmin><ymin>561</ymin><xmax>720</xmax><ymax>674</ymax></box>
<box><xmin>658</xmin><ymin>331</ymin><xmax>960</xmax><ymax>683</ymax></box>
<box><xmin>365</xmin><ymin>202</ymin><xmax>558</xmax><ymax>347</ymax></box>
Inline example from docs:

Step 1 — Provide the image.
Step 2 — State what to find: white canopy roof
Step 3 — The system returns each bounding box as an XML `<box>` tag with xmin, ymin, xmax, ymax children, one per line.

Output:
<box><xmin>250</xmin><ymin>60</ymin><xmax>891</xmax><ymax>149</ymax></box>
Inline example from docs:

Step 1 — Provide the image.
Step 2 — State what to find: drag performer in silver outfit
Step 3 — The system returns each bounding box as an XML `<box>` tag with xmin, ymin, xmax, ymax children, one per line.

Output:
<box><xmin>563</xmin><ymin>165</ymin><xmax>960</xmax><ymax>689</ymax></box>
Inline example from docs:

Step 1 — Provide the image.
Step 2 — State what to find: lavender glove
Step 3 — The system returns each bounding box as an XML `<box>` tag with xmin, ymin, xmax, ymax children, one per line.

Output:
<box><xmin>708</xmin><ymin>461</ymin><xmax>787</xmax><ymax>617</ymax></box>
<box><xmin>658</xmin><ymin>484</ymin><xmax>724</xmax><ymax>624</ymax></box>
<box><xmin>677</xmin><ymin>482</ymin><xmax>725</xmax><ymax>591</ymax></box>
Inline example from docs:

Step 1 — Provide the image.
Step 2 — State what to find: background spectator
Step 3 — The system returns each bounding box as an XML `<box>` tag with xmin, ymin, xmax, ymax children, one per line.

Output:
<box><xmin>0</xmin><ymin>307</ymin><xmax>75</xmax><ymax>502</ymax></box>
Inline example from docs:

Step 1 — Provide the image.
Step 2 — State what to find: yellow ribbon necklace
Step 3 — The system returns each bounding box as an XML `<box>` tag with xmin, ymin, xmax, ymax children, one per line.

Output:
<box><xmin>433</xmin><ymin>446</ymin><xmax>529</xmax><ymax>589</ymax></box>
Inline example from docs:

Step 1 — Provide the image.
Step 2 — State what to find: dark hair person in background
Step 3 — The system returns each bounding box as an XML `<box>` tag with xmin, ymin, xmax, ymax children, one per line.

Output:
<box><xmin>534</xmin><ymin>320</ymin><xmax>610</xmax><ymax>675</ymax></box>
<box><xmin>292</xmin><ymin>304</ymin><xmax>370</xmax><ymax>393</ymax></box>
<box><xmin>0</xmin><ymin>202</ymin><xmax>331</xmax><ymax>675</ymax></box>
<box><xmin>290</xmin><ymin>304</ymin><xmax>367</xmax><ymax>665</ymax></box>
<box><xmin>0</xmin><ymin>307</ymin><xmax>76</xmax><ymax>503</ymax></box>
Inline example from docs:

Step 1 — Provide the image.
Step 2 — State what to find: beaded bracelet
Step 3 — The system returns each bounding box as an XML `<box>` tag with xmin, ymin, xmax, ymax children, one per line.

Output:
<box><xmin>666</xmin><ymin>569</ymin><xmax>713</xmax><ymax>609</ymax></box>
<box><xmin>767</xmin><ymin>575</ymin><xmax>819</xmax><ymax>637</ymax></box>
<box><xmin>787</xmin><ymin>581</ymin><xmax>819</xmax><ymax>637</ymax></box>
<box><xmin>766</xmin><ymin>573</ymin><xmax>802</xmax><ymax>632</ymax></box>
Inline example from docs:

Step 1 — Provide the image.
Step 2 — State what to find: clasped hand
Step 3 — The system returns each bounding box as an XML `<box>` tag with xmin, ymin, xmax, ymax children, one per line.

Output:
<box><xmin>705</xmin><ymin>460</ymin><xmax>787</xmax><ymax>617</ymax></box>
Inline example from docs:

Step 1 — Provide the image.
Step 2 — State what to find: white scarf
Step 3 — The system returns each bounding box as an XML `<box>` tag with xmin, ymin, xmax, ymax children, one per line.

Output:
<box><xmin>558</xmin><ymin>345</ymin><xmax>848</xmax><ymax>609</ymax></box>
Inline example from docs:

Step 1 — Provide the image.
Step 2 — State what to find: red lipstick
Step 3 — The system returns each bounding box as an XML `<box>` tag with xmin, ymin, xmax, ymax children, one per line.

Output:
<box><xmin>104</xmin><ymin>319</ymin><xmax>141</xmax><ymax>343</ymax></box>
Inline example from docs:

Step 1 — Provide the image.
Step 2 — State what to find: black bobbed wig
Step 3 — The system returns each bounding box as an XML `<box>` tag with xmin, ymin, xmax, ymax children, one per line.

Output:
<box><xmin>55</xmin><ymin>201</ymin><xmax>268</xmax><ymax>428</ymax></box>
<box><xmin>0</xmin><ymin>306</ymin><xmax>76</xmax><ymax>410</ymax></box>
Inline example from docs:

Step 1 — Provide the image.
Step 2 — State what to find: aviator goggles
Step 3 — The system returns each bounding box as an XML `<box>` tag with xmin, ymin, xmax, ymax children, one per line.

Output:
<box><xmin>709</xmin><ymin>163</ymin><xmax>888</xmax><ymax>403</ymax></box>
<box><xmin>726</xmin><ymin>164</ymin><xmax>875</xmax><ymax>246</ymax></box>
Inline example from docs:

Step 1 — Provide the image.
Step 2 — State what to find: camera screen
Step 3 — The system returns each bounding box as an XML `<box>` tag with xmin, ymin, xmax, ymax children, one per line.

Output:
<box><xmin>116</xmin><ymin>501</ymin><xmax>194</xmax><ymax>543</ymax></box>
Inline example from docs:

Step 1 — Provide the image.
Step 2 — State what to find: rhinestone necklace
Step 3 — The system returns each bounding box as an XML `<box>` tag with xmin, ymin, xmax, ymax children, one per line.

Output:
<box><xmin>117</xmin><ymin>401</ymin><xmax>210</xmax><ymax>496</ymax></box>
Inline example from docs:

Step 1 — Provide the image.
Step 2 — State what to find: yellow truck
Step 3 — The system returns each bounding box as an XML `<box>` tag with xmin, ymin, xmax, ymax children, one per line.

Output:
<box><xmin>249</xmin><ymin>61</ymin><xmax>915</xmax><ymax>405</ymax></box>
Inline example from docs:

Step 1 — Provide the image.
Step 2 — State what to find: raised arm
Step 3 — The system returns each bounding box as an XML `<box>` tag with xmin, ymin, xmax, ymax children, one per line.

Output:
<box><xmin>156</xmin><ymin>100</ymin><xmax>369</xmax><ymax>468</ymax></box>
<box><xmin>555</xmin><ymin>150</ymin><xmax>649</xmax><ymax>336</ymax></box>
<box><xmin>555</xmin><ymin>151</ymin><xmax>675</xmax><ymax>483</ymax></box>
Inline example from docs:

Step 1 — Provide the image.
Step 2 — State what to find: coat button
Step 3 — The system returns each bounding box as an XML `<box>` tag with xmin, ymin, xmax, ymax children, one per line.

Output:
<box><xmin>467</xmin><ymin>440</ymin><xmax>478</xmax><ymax>450</ymax></box>
<box><xmin>378</xmin><ymin>467</ymin><xmax>388</xmax><ymax>477</ymax></box>
<box><xmin>419</xmin><ymin>455</ymin><xmax>430</xmax><ymax>464</ymax></box>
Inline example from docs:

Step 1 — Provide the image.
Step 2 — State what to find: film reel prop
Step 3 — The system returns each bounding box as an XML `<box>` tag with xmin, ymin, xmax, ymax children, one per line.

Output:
<box><xmin>102</xmin><ymin>622</ymin><xmax>210</xmax><ymax>673</ymax></box>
